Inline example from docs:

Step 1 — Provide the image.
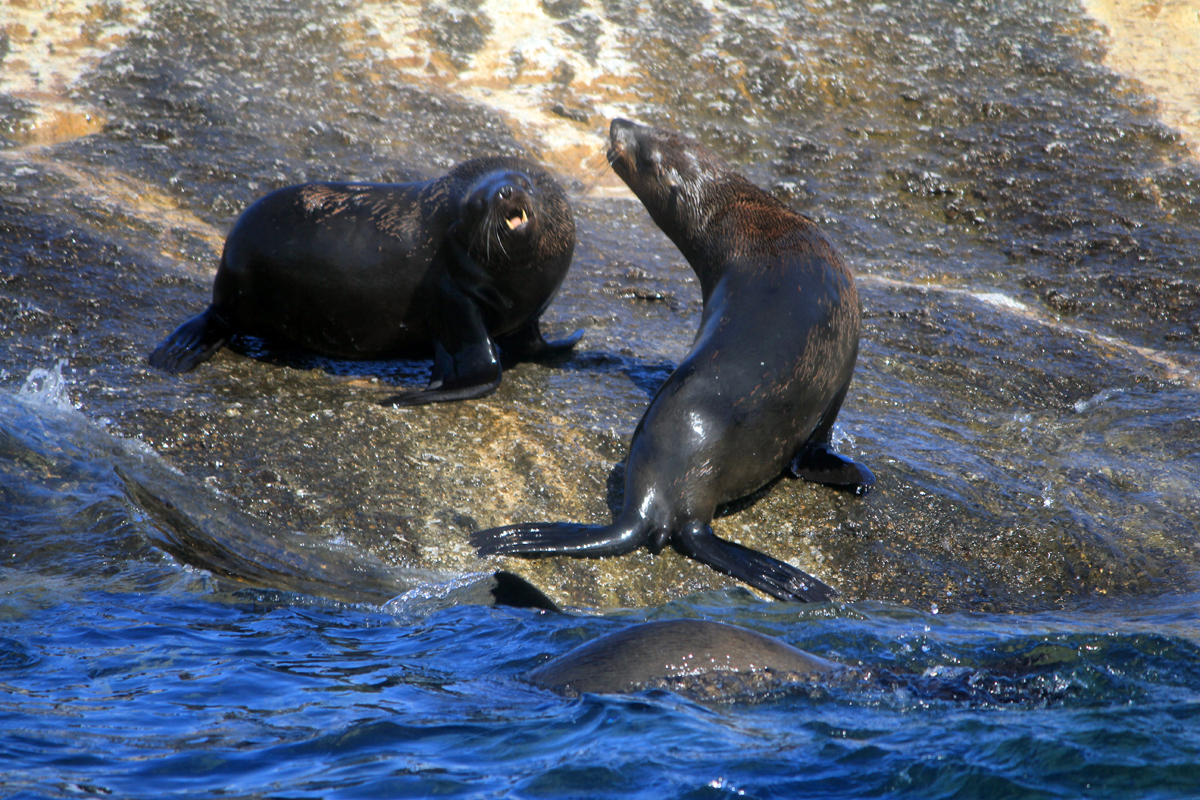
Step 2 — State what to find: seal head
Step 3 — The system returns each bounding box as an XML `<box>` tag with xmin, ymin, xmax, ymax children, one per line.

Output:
<box><xmin>458</xmin><ymin>170</ymin><xmax>536</xmax><ymax>258</ymax></box>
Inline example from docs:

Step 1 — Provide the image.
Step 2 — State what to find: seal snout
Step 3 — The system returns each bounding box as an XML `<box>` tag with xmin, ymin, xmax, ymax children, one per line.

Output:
<box><xmin>608</xmin><ymin>117</ymin><xmax>639</xmax><ymax>165</ymax></box>
<box><xmin>609</xmin><ymin>117</ymin><xmax>637</xmax><ymax>143</ymax></box>
<box><xmin>501</xmin><ymin>201</ymin><xmax>530</xmax><ymax>232</ymax></box>
<box><xmin>463</xmin><ymin>170</ymin><xmax>538</xmax><ymax>241</ymax></box>
<box><xmin>493</xmin><ymin>175</ymin><xmax>534</xmax><ymax>233</ymax></box>
<box><xmin>500</xmin><ymin>193</ymin><xmax>530</xmax><ymax>232</ymax></box>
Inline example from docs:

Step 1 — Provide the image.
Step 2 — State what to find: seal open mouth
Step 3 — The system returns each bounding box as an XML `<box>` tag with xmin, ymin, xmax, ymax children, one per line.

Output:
<box><xmin>506</xmin><ymin>208</ymin><xmax>529</xmax><ymax>230</ymax></box>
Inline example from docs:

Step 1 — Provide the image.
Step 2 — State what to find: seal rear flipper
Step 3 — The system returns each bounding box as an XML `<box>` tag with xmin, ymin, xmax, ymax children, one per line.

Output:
<box><xmin>789</xmin><ymin>442</ymin><xmax>876</xmax><ymax>497</ymax></box>
<box><xmin>672</xmin><ymin>522</ymin><xmax>838</xmax><ymax>603</ymax></box>
<box><xmin>148</xmin><ymin>307</ymin><xmax>230</xmax><ymax>373</ymax></box>
<box><xmin>471</xmin><ymin>518</ymin><xmax>651</xmax><ymax>558</ymax></box>
<box><xmin>495</xmin><ymin>319</ymin><xmax>584</xmax><ymax>361</ymax></box>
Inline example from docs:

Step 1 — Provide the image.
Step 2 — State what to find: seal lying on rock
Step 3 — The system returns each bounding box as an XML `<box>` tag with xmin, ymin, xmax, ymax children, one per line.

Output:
<box><xmin>473</xmin><ymin>119</ymin><xmax>874</xmax><ymax>601</ymax></box>
<box><xmin>149</xmin><ymin>156</ymin><xmax>580</xmax><ymax>405</ymax></box>
<box><xmin>528</xmin><ymin>618</ymin><xmax>847</xmax><ymax>697</ymax></box>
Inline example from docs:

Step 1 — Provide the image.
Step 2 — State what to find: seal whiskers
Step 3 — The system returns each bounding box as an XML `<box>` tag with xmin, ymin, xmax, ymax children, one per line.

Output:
<box><xmin>579</xmin><ymin>145</ymin><xmax>620</xmax><ymax>198</ymax></box>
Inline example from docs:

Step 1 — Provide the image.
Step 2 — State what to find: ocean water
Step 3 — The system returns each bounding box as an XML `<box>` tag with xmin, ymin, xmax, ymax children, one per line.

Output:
<box><xmin>7</xmin><ymin>582</ymin><xmax>1200</xmax><ymax>800</ymax></box>
<box><xmin>4</xmin><ymin>380</ymin><xmax>1200</xmax><ymax>799</ymax></box>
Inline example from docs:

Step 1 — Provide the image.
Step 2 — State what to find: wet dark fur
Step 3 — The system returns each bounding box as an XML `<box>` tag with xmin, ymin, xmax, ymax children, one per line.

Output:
<box><xmin>528</xmin><ymin>619</ymin><xmax>845</xmax><ymax>697</ymax></box>
<box><xmin>472</xmin><ymin>119</ymin><xmax>874</xmax><ymax>602</ymax></box>
<box><xmin>149</xmin><ymin>156</ymin><xmax>579</xmax><ymax>405</ymax></box>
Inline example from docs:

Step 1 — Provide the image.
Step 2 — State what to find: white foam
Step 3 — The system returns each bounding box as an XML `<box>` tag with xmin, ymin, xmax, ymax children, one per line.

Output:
<box><xmin>1073</xmin><ymin>388</ymin><xmax>1126</xmax><ymax>414</ymax></box>
<box><xmin>970</xmin><ymin>291</ymin><xmax>1029</xmax><ymax>312</ymax></box>
<box><xmin>18</xmin><ymin>358</ymin><xmax>76</xmax><ymax>411</ymax></box>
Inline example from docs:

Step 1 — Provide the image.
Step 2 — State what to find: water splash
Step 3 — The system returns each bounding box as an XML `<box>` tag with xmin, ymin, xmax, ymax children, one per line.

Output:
<box><xmin>383</xmin><ymin>570</ymin><xmax>510</xmax><ymax>621</ymax></box>
<box><xmin>1073</xmin><ymin>388</ymin><xmax>1127</xmax><ymax>414</ymax></box>
<box><xmin>831</xmin><ymin>422</ymin><xmax>856</xmax><ymax>451</ymax></box>
<box><xmin>18</xmin><ymin>358</ymin><xmax>76</xmax><ymax>411</ymax></box>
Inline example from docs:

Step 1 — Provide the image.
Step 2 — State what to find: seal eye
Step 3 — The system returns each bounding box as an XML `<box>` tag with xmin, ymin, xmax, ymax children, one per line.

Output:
<box><xmin>636</xmin><ymin>150</ymin><xmax>658</xmax><ymax>176</ymax></box>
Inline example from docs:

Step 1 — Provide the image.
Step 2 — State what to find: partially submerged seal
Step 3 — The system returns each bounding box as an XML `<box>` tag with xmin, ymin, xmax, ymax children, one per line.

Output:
<box><xmin>528</xmin><ymin>618</ymin><xmax>846</xmax><ymax>697</ymax></box>
<box><xmin>149</xmin><ymin>156</ymin><xmax>580</xmax><ymax>405</ymax></box>
<box><xmin>473</xmin><ymin>119</ymin><xmax>874</xmax><ymax>601</ymax></box>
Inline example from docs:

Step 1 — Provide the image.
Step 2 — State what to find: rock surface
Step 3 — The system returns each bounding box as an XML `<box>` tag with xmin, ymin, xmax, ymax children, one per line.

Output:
<box><xmin>2</xmin><ymin>0</ymin><xmax>1198</xmax><ymax>612</ymax></box>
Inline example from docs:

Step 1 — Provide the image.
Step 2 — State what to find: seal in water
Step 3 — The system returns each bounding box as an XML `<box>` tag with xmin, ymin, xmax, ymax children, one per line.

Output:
<box><xmin>528</xmin><ymin>619</ymin><xmax>846</xmax><ymax>697</ymax></box>
<box><xmin>148</xmin><ymin>156</ymin><xmax>580</xmax><ymax>405</ymax></box>
<box><xmin>472</xmin><ymin>119</ymin><xmax>874</xmax><ymax>601</ymax></box>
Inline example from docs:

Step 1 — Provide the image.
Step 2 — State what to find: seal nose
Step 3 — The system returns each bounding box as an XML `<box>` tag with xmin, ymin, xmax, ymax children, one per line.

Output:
<box><xmin>609</xmin><ymin>118</ymin><xmax>639</xmax><ymax>155</ymax></box>
<box><xmin>498</xmin><ymin>185</ymin><xmax>513</xmax><ymax>200</ymax></box>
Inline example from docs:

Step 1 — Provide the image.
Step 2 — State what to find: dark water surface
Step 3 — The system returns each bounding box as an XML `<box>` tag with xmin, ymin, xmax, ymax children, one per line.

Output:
<box><xmin>3</xmin><ymin>0</ymin><xmax>1200</xmax><ymax>795</ymax></box>
<box><xmin>2</xmin><ymin>0</ymin><xmax>1198</xmax><ymax>606</ymax></box>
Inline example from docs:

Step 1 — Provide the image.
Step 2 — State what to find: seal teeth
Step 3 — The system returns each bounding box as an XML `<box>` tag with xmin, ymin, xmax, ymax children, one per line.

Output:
<box><xmin>507</xmin><ymin>209</ymin><xmax>528</xmax><ymax>230</ymax></box>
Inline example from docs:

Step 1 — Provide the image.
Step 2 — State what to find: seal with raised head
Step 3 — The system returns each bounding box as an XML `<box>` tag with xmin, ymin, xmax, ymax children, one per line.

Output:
<box><xmin>528</xmin><ymin>619</ymin><xmax>846</xmax><ymax>697</ymax></box>
<box><xmin>148</xmin><ymin>156</ymin><xmax>580</xmax><ymax>405</ymax></box>
<box><xmin>472</xmin><ymin>119</ymin><xmax>874</xmax><ymax>601</ymax></box>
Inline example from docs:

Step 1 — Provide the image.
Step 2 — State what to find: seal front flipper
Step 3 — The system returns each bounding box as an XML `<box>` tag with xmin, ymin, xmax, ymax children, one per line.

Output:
<box><xmin>495</xmin><ymin>319</ymin><xmax>584</xmax><ymax>361</ymax></box>
<box><xmin>148</xmin><ymin>307</ymin><xmax>231</xmax><ymax>373</ymax></box>
<box><xmin>790</xmin><ymin>442</ymin><xmax>876</xmax><ymax>497</ymax></box>
<box><xmin>471</xmin><ymin>519</ymin><xmax>651</xmax><ymax>558</ymax></box>
<box><xmin>382</xmin><ymin>338</ymin><xmax>502</xmax><ymax>406</ymax></box>
<box><xmin>673</xmin><ymin>522</ymin><xmax>838</xmax><ymax>603</ymax></box>
<box><xmin>788</xmin><ymin>385</ymin><xmax>875</xmax><ymax>495</ymax></box>
<box><xmin>382</xmin><ymin>267</ymin><xmax>503</xmax><ymax>407</ymax></box>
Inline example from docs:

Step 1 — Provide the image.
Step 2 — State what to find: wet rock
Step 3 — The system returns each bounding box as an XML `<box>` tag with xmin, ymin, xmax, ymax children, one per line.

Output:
<box><xmin>1</xmin><ymin>0</ymin><xmax>1198</xmax><ymax>613</ymax></box>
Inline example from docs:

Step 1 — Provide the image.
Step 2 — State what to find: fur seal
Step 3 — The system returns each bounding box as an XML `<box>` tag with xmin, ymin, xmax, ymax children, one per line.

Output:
<box><xmin>528</xmin><ymin>619</ymin><xmax>845</xmax><ymax>696</ymax></box>
<box><xmin>148</xmin><ymin>156</ymin><xmax>580</xmax><ymax>405</ymax></box>
<box><xmin>472</xmin><ymin>119</ymin><xmax>874</xmax><ymax>601</ymax></box>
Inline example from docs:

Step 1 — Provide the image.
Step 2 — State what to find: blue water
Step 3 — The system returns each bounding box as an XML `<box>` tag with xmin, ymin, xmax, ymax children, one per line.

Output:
<box><xmin>4</xmin><ymin>382</ymin><xmax>1200</xmax><ymax>799</ymax></box>
<box><xmin>6</xmin><ymin>582</ymin><xmax>1200</xmax><ymax>798</ymax></box>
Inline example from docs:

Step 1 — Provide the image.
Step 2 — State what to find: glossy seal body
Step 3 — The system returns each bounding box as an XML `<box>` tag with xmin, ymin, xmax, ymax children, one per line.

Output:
<box><xmin>529</xmin><ymin>619</ymin><xmax>844</xmax><ymax>697</ymax></box>
<box><xmin>148</xmin><ymin>156</ymin><xmax>580</xmax><ymax>405</ymax></box>
<box><xmin>473</xmin><ymin>120</ymin><xmax>874</xmax><ymax>601</ymax></box>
